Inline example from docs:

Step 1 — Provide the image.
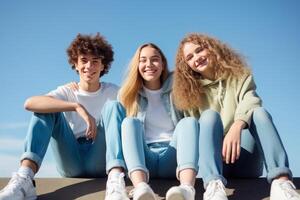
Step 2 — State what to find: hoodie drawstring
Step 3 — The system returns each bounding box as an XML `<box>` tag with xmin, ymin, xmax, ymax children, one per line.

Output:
<box><xmin>217</xmin><ymin>80</ymin><xmax>224</xmax><ymax>108</ymax></box>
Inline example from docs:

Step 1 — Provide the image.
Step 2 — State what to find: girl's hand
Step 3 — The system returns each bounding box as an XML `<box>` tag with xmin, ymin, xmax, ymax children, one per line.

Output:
<box><xmin>75</xmin><ymin>104</ymin><xmax>97</xmax><ymax>141</ymax></box>
<box><xmin>222</xmin><ymin>120</ymin><xmax>246</xmax><ymax>164</ymax></box>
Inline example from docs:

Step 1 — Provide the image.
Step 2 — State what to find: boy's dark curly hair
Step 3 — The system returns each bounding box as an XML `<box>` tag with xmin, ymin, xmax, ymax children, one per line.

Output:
<box><xmin>67</xmin><ymin>33</ymin><xmax>114</xmax><ymax>77</ymax></box>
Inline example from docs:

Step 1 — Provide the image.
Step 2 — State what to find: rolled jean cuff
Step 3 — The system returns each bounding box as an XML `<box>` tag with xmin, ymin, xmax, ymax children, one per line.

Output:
<box><xmin>267</xmin><ymin>167</ymin><xmax>293</xmax><ymax>183</ymax></box>
<box><xmin>20</xmin><ymin>152</ymin><xmax>42</xmax><ymax>169</ymax></box>
<box><xmin>106</xmin><ymin>159</ymin><xmax>127</xmax><ymax>174</ymax></box>
<box><xmin>128</xmin><ymin>166</ymin><xmax>149</xmax><ymax>183</ymax></box>
<box><xmin>176</xmin><ymin>163</ymin><xmax>198</xmax><ymax>180</ymax></box>
<box><xmin>203</xmin><ymin>175</ymin><xmax>227</xmax><ymax>189</ymax></box>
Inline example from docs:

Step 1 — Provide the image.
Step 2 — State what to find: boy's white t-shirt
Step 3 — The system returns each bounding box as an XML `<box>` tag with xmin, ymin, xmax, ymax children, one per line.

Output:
<box><xmin>47</xmin><ymin>82</ymin><xmax>119</xmax><ymax>138</ymax></box>
<box><xmin>144</xmin><ymin>87</ymin><xmax>175</xmax><ymax>144</ymax></box>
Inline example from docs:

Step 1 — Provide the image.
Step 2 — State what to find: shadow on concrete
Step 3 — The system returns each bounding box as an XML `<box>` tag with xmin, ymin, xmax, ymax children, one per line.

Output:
<box><xmin>226</xmin><ymin>178</ymin><xmax>269</xmax><ymax>200</ymax></box>
<box><xmin>38</xmin><ymin>179</ymin><xmax>105</xmax><ymax>200</ymax></box>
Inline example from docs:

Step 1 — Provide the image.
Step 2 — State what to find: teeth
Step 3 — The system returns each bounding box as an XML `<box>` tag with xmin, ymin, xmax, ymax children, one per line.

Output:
<box><xmin>145</xmin><ymin>70</ymin><xmax>156</xmax><ymax>73</ymax></box>
<box><xmin>196</xmin><ymin>58</ymin><xmax>207</xmax><ymax>67</ymax></box>
<box><xmin>84</xmin><ymin>71</ymin><xmax>96</xmax><ymax>74</ymax></box>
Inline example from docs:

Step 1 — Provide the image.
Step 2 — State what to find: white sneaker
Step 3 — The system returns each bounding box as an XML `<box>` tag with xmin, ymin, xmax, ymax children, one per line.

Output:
<box><xmin>166</xmin><ymin>184</ymin><xmax>195</xmax><ymax>200</ymax></box>
<box><xmin>203</xmin><ymin>179</ymin><xmax>228</xmax><ymax>200</ymax></box>
<box><xmin>270</xmin><ymin>179</ymin><xmax>300</xmax><ymax>200</ymax></box>
<box><xmin>105</xmin><ymin>172</ymin><xmax>129</xmax><ymax>200</ymax></box>
<box><xmin>0</xmin><ymin>173</ymin><xmax>36</xmax><ymax>200</ymax></box>
<box><xmin>130</xmin><ymin>182</ymin><xmax>156</xmax><ymax>200</ymax></box>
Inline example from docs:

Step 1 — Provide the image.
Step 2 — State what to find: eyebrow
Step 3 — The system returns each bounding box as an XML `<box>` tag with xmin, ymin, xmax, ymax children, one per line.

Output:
<box><xmin>140</xmin><ymin>55</ymin><xmax>161</xmax><ymax>59</ymax></box>
<box><xmin>80</xmin><ymin>56</ymin><xmax>101</xmax><ymax>61</ymax></box>
<box><xmin>185</xmin><ymin>46</ymin><xmax>205</xmax><ymax>59</ymax></box>
<box><xmin>185</xmin><ymin>54</ymin><xmax>192</xmax><ymax>59</ymax></box>
<box><xmin>195</xmin><ymin>46</ymin><xmax>204</xmax><ymax>51</ymax></box>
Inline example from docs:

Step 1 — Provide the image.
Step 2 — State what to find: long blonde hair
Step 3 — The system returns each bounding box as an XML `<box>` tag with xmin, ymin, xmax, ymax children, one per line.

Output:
<box><xmin>119</xmin><ymin>43</ymin><xmax>169</xmax><ymax>116</ymax></box>
<box><xmin>173</xmin><ymin>33</ymin><xmax>250</xmax><ymax>111</ymax></box>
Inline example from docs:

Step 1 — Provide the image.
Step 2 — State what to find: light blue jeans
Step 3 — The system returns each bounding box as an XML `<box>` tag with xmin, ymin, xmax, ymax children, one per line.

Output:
<box><xmin>122</xmin><ymin>117</ymin><xmax>199</xmax><ymax>178</ymax></box>
<box><xmin>121</xmin><ymin>115</ymin><xmax>201</xmax><ymax>180</ymax></box>
<box><xmin>199</xmin><ymin>108</ymin><xmax>292</xmax><ymax>188</ymax></box>
<box><xmin>20</xmin><ymin>100</ymin><xmax>126</xmax><ymax>177</ymax></box>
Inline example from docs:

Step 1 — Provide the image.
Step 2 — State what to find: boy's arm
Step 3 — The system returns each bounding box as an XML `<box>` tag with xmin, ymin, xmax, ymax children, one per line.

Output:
<box><xmin>24</xmin><ymin>95</ymin><xmax>80</xmax><ymax>113</ymax></box>
<box><xmin>24</xmin><ymin>95</ymin><xmax>97</xmax><ymax>140</ymax></box>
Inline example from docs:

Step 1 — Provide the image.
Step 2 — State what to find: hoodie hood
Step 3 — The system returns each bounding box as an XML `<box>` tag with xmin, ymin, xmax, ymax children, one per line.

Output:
<box><xmin>199</xmin><ymin>77</ymin><xmax>225</xmax><ymax>108</ymax></box>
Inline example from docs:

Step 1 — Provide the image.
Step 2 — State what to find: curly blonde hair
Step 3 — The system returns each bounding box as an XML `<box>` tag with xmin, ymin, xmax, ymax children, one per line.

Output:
<box><xmin>173</xmin><ymin>33</ymin><xmax>250</xmax><ymax>111</ymax></box>
<box><xmin>119</xmin><ymin>43</ymin><xmax>169</xmax><ymax>116</ymax></box>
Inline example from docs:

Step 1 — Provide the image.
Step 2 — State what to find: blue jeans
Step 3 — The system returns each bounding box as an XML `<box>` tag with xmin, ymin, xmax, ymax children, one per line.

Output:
<box><xmin>199</xmin><ymin>108</ymin><xmax>292</xmax><ymax>188</ymax></box>
<box><xmin>121</xmin><ymin>116</ymin><xmax>199</xmax><ymax>180</ymax></box>
<box><xmin>20</xmin><ymin>100</ymin><xmax>126</xmax><ymax>177</ymax></box>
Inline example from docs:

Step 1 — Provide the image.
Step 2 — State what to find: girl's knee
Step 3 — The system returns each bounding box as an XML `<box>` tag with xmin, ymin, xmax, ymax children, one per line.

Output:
<box><xmin>121</xmin><ymin>118</ymin><xmax>143</xmax><ymax>139</ymax></box>
<box><xmin>199</xmin><ymin>109</ymin><xmax>222</xmax><ymax>124</ymax></box>
<box><xmin>252</xmin><ymin>107</ymin><xmax>272</xmax><ymax>121</ymax></box>
<box><xmin>102</xmin><ymin>100</ymin><xmax>124</xmax><ymax>113</ymax></box>
<box><xmin>176</xmin><ymin>117</ymin><xmax>199</xmax><ymax>137</ymax></box>
<box><xmin>177</xmin><ymin>117</ymin><xmax>198</xmax><ymax>127</ymax></box>
<box><xmin>121</xmin><ymin>117</ymin><xmax>140</xmax><ymax>128</ymax></box>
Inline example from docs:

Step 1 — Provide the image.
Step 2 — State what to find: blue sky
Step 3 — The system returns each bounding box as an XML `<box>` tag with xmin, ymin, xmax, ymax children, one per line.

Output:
<box><xmin>0</xmin><ymin>0</ymin><xmax>299</xmax><ymax>177</ymax></box>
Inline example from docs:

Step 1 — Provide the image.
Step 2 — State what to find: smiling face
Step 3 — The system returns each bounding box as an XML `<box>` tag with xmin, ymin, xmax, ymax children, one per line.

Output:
<box><xmin>138</xmin><ymin>46</ymin><xmax>164</xmax><ymax>90</ymax></box>
<box><xmin>75</xmin><ymin>54</ymin><xmax>104</xmax><ymax>85</ymax></box>
<box><xmin>183</xmin><ymin>42</ymin><xmax>215</xmax><ymax>80</ymax></box>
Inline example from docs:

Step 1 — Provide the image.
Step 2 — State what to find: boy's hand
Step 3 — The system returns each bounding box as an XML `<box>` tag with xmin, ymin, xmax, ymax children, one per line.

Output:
<box><xmin>222</xmin><ymin>120</ymin><xmax>246</xmax><ymax>164</ymax></box>
<box><xmin>75</xmin><ymin>104</ymin><xmax>97</xmax><ymax>141</ymax></box>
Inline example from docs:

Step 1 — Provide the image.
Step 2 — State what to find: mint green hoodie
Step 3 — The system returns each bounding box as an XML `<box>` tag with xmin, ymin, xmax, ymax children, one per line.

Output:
<box><xmin>185</xmin><ymin>74</ymin><xmax>262</xmax><ymax>134</ymax></box>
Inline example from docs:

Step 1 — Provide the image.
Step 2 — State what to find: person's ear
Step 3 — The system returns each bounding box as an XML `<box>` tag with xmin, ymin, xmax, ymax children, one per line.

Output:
<box><xmin>74</xmin><ymin>63</ymin><xmax>79</xmax><ymax>71</ymax></box>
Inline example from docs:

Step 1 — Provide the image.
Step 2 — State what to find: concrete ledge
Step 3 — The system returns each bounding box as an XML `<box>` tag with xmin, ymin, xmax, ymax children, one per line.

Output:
<box><xmin>0</xmin><ymin>178</ymin><xmax>299</xmax><ymax>199</ymax></box>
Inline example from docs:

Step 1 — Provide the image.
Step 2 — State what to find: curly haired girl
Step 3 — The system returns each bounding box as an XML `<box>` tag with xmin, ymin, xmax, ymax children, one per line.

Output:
<box><xmin>172</xmin><ymin>33</ymin><xmax>299</xmax><ymax>200</ymax></box>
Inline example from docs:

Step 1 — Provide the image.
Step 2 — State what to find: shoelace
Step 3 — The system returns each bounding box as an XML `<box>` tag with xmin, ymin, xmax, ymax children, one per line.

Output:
<box><xmin>2</xmin><ymin>173</ymin><xmax>25</xmax><ymax>192</ymax></box>
<box><xmin>279</xmin><ymin>180</ymin><xmax>300</xmax><ymax>198</ymax></box>
<box><xmin>205</xmin><ymin>180</ymin><xmax>226</xmax><ymax>200</ymax></box>
<box><xmin>106</xmin><ymin>173</ymin><xmax>126</xmax><ymax>196</ymax></box>
<box><xmin>180</xmin><ymin>184</ymin><xmax>195</xmax><ymax>196</ymax></box>
<box><xmin>128</xmin><ymin>188</ymin><xmax>135</xmax><ymax>198</ymax></box>
<box><xmin>128</xmin><ymin>183</ymin><xmax>148</xmax><ymax>199</ymax></box>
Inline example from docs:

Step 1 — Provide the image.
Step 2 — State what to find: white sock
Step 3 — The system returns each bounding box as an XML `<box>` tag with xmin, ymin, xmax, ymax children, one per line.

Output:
<box><xmin>180</xmin><ymin>182</ymin><xmax>193</xmax><ymax>187</ymax></box>
<box><xmin>18</xmin><ymin>166</ymin><xmax>35</xmax><ymax>180</ymax></box>
<box><xmin>136</xmin><ymin>182</ymin><xmax>149</xmax><ymax>188</ymax></box>
<box><xmin>180</xmin><ymin>183</ymin><xmax>194</xmax><ymax>190</ymax></box>
<box><xmin>108</xmin><ymin>171</ymin><xmax>122</xmax><ymax>180</ymax></box>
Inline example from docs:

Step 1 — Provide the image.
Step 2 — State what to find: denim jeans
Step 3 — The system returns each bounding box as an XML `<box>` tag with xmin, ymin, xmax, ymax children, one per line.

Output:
<box><xmin>199</xmin><ymin>108</ymin><xmax>292</xmax><ymax>188</ymax></box>
<box><xmin>121</xmin><ymin>116</ymin><xmax>200</xmax><ymax>180</ymax></box>
<box><xmin>20</xmin><ymin>100</ymin><xmax>126</xmax><ymax>177</ymax></box>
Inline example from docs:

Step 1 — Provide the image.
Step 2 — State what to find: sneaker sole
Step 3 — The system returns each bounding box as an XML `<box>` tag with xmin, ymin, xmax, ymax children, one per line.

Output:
<box><xmin>25</xmin><ymin>195</ymin><xmax>37</xmax><ymax>200</ymax></box>
<box><xmin>166</xmin><ymin>193</ymin><xmax>184</xmax><ymax>200</ymax></box>
<box><xmin>137</xmin><ymin>193</ymin><xmax>156</xmax><ymax>200</ymax></box>
<box><xmin>166</xmin><ymin>193</ymin><xmax>185</xmax><ymax>200</ymax></box>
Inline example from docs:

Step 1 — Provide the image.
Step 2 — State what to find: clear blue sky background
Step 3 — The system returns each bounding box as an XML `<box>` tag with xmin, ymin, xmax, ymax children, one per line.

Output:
<box><xmin>0</xmin><ymin>0</ymin><xmax>299</xmax><ymax>177</ymax></box>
